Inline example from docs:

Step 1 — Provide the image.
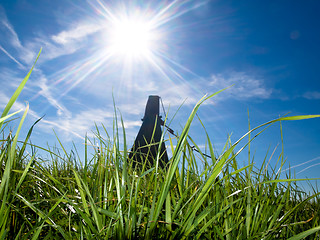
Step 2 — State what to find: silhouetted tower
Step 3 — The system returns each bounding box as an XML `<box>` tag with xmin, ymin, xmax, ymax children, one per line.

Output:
<box><xmin>129</xmin><ymin>95</ymin><xmax>169</xmax><ymax>168</ymax></box>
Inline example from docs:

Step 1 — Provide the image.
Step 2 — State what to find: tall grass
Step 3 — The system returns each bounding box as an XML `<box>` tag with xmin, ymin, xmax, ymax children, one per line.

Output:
<box><xmin>1</xmin><ymin>50</ymin><xmax>320</xmax><ymax>239</ymax></box>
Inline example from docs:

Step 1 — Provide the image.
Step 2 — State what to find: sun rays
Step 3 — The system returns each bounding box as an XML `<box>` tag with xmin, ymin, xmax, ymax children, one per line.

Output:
<box><xmin>32</xmin><ymin>0</ymin><xmax>209</xmax><ymax>105</ymax></box>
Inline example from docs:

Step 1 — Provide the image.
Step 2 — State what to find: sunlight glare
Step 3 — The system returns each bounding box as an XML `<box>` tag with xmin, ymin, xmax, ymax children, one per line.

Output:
<box><xmin>108</xmin><ymin>17</ymin><xmax>158</xmax><ymax>59</ymax></box>
<box><xmin>41</xmin><ymin>0</ymin><xmax>210</xmax><ymax>100</ymax></box>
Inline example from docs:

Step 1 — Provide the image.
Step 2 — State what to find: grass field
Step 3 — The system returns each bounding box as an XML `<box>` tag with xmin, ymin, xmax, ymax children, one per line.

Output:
<box><xmin>1</xmin><ymin>50</ymin><xmax>320</xmax><ymax>239</ymax></box>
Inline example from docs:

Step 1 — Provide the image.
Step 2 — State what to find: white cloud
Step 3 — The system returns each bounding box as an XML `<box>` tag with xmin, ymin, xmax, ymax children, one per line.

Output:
<box><xmin>35</xmin><ymin>71</ymin><xmax>71</xmax><ymax>118</ymax></box>
<box><xmin>24</xmin><ymin>35</ymin><xmax>80</xmax><ymax>63</ymax></box>
<box><xmin>303</xmin><ymin>91</ymin><xmax>320</xmax><ymax>100</ymax></box>
<box><xmin>52</xmin><ymin>23</ymin><xmax>103</xmax><ymax>45</ymax></box>
<box><xmin>21</xmin><ymin>21</ymin><xmax>104</xmax><ymax>62</ymax></box>
<box><xmin>0</xmin><ymin>45</ymin><xmax>25</xmax><ymax>69</ymax></box>
<box><xmin>1</xmin><ymin>5</ymin><xmax>105</xmax><ymax>64</ymax></box>
<box><xmin>208</xmin><ymin>71</ymin><xmax>272</xmax><ymax>100</ymax></box>
<box><xmin>0</xmin><ymin>6</ymin><xmax>35</xmax><ymax>65</ymax></box>
<box><xmin>37</xmin><ymin>108</ymin><xmax>115</xmax><ymax>140</ymax></box>
<box><xmin>159</xmin><ymin>82</ymin><xmax>201</xmax><ymax>107</ymax></box>
<box><xmin>0</xmin><ymin>93</ymin><xmax>113</xmax><ymax>141</ymax></box>
<box><xmin>0</xmin><ymin>6</ymin><xmax>23</xmax><ymax>50</ymax></box>
<box><xmin>123</xmin><ymin>120</ymin><xmax>142</xmax><ymax>128</ymax></box>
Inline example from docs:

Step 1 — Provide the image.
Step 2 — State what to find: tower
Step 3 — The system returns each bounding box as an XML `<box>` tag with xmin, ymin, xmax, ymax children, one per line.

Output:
<box><xmin>129</xmin><ymin>95</ymin><xmax>169</xmax><ymax>168</ymax></box>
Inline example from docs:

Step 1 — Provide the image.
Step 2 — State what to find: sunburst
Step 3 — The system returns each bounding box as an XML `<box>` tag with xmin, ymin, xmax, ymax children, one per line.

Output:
<box><xmin>107</xmin><ymin>15</ymin><xmax>159</xmax><ymax>60</ymax></box>
<box><xmin>39</xmin><ymin>1</ymin><xmax>208</xmax><ymax>100</ymax></box>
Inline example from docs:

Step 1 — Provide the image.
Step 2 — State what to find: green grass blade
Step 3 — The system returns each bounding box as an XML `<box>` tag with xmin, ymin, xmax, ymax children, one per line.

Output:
<box><xmin>165</xmin><ymin>192</ymin><xmax>172</xmax><ymax>231</ymax></box>
<box><xmin>14</xmin><ymin>155</ymin><xmax>35</xmax><ymax>194</ymax></box>
<box><xmin>31</xmin><ymin>222</ymin><xmax>45</xmax><ymax>240</ymax></box>
<box><xmin>72</xmin><ymin>170</ymin><xmax>90</xmax><ymax>216</ymax></box>
<box><xmin>0</xmin><ymin>110</ymin><xmax>22</xmax><ymax>124</ymax></box>
<box><xmin>0</xmin><ymin>104</ymin><xmax>29</xmax><ymax>203</ymax></box>
<box><xmin>0</xmin><ymin>48</ymin><xmax>41</xmax><ymax>130</ymax></box>
<box><xmin>287</xmin><ymin>225</ymin><xmax>320</xmax><ymax>240</ymax></box>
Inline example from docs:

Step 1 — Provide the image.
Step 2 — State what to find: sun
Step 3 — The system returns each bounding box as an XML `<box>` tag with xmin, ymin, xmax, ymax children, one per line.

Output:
<box><xmin>107</xmin><ymin>15</ymin><xmax>159</xmax><ymax>60</ymax></box>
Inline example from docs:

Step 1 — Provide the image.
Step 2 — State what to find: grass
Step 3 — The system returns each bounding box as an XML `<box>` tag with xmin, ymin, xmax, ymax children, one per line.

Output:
<box><xmin>1</xmin><ymin>50</ymin><xmax>320</xmax><ymax>239</ymax></box>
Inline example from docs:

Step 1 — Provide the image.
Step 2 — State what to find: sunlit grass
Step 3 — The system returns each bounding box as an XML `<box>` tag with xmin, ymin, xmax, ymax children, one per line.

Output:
<box><xmin>1</xmin><ymin>50</ymin><xmax>320</xmax><ymax>239</ymax></box>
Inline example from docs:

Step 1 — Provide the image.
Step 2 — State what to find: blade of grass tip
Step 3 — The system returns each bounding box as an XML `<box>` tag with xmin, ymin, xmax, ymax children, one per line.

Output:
<box><xmin>18</xmin><ymin>116</ymin><xmax>43</xmax><ymax>160</ymax></box>
<box><xmin>279</xmin><ymin>114</ymin><xmax>320</xmax><ymax>121</ymax></box>
<box><xmin>262</xmin><ymin>178</ymin><xmax>320</xmax><ymax>184</ymax></box>
<box><xmin>72</xmin><ymin>141</ymin><xmax>81</xmax><ymax>165</ymax></box>
<box><xmin>112</xmin><ymin>95</ymin><xmax>125</xmax><ymax>231</ymax></box>
<box><xmin>0</xmin><ymin>110</ymin><xmax>22</xmax><ymax>125</ymax></box>
<box><xmin>287</xmin><ymin>225</ymin><xmax>320</xmax><ymax>240</ymax></box>
<box><xmin>31</xmin><ymin>221</ymin><xmax>45</xmax><ymax>240</ymax></box>
<box><xmin>53</xmin><ymin>130</ymin><xmax>69</xmax><ymax>160</ymax></box>
<box><xmin>120</xmin><ymin>112</ymin><xmax>128</xmax><ymax>187</ymax></box>
<box><xmin>0</xmin><ymin>48</ymin><xmax>41</xmax><ymax>130</ymax></box>
<box><xmin>196</xmin><ymin>114</ymin><xmax>216</xmax><ymax>165</ymax></box>
<box><xmin>148</xmin><ymin>89</ymin><xmax>229</xmax><ymax>235</ymax></box>
<box><xmin>225</xmin><ymin>113</ymin><xmax>320</xmax><ymax>162</ymax></box>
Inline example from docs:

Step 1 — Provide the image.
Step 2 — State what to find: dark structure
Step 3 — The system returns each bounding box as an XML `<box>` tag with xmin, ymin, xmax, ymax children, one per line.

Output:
<box><xmin>129</xmin><ymin>95</ymin><xmax>169</xmax><ymax>168</ymax></box>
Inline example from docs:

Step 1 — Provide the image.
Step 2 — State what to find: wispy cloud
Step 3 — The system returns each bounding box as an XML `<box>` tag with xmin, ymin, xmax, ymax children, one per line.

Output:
<box><xmin>0</xmin><ymin>6</ymin><xmax>23</xmax><ymax>50</ymax></box>
<box><xmin>208</xmin><ymin>71</ymin><xmax>272</xmax><ymax>100</ymax></box>
<box><xmin>0</xmin><ymin>6</ymin><xmax>77</xmax><ymax>126</ymax></box>
<box><xmin>0</xmin><ymin>6</ymin><xmax>34</xmax><ymax>65</ymax></box>
<box><xmin>37</xmin><ymin>108</ymin><xmax>115</xmax><ymax>140</ymax></box>
<box><xmin>0</xmin><ymin>89</ymin><xmax>112</xmax><ymax>141</ymax></box>
<box><xmin>302</xmin><ymin>91</ymin><xmax>320</xmax><ymax>100</ymax></box>
<box><xmin>52</xmin><ymin>22</ymin><xmax>103</xmax><ymax>45</ymax></box>
<box><xmin>1</xmin><ymin>4</ymin><xmax>105</xmax><ymax>64</ymax></box>
<box><xmin>23</xmin><ymin>21</ymin><xmax>104</xmax><ymax>63</ymax></box>
<box><xmin>0</xmin><ymin>45</ymin><xmax>25</xmax><ymax>69</ymax></box>
<box><xmin>160</xmin><ymin>82</ymin><xmax>200</xmax><ymax>106</ymax></box>
<box><xmin>34</xmin><ymin>70</ymin><xmax>72</xmax><ymax>118</ymax></box>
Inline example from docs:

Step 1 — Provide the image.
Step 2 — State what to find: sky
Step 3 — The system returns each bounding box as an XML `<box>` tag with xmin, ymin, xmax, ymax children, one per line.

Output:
<box><xmin>0</xmin><ymin>0</ymin><xmax>320</xmax><ymax>190</ymax></box>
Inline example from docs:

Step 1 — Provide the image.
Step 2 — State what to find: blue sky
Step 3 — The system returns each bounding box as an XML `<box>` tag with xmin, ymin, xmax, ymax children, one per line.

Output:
<box><xmin>1</xmin><ymin>0</ymin><xmax>320</xmax><ymax>189</ymax></box>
